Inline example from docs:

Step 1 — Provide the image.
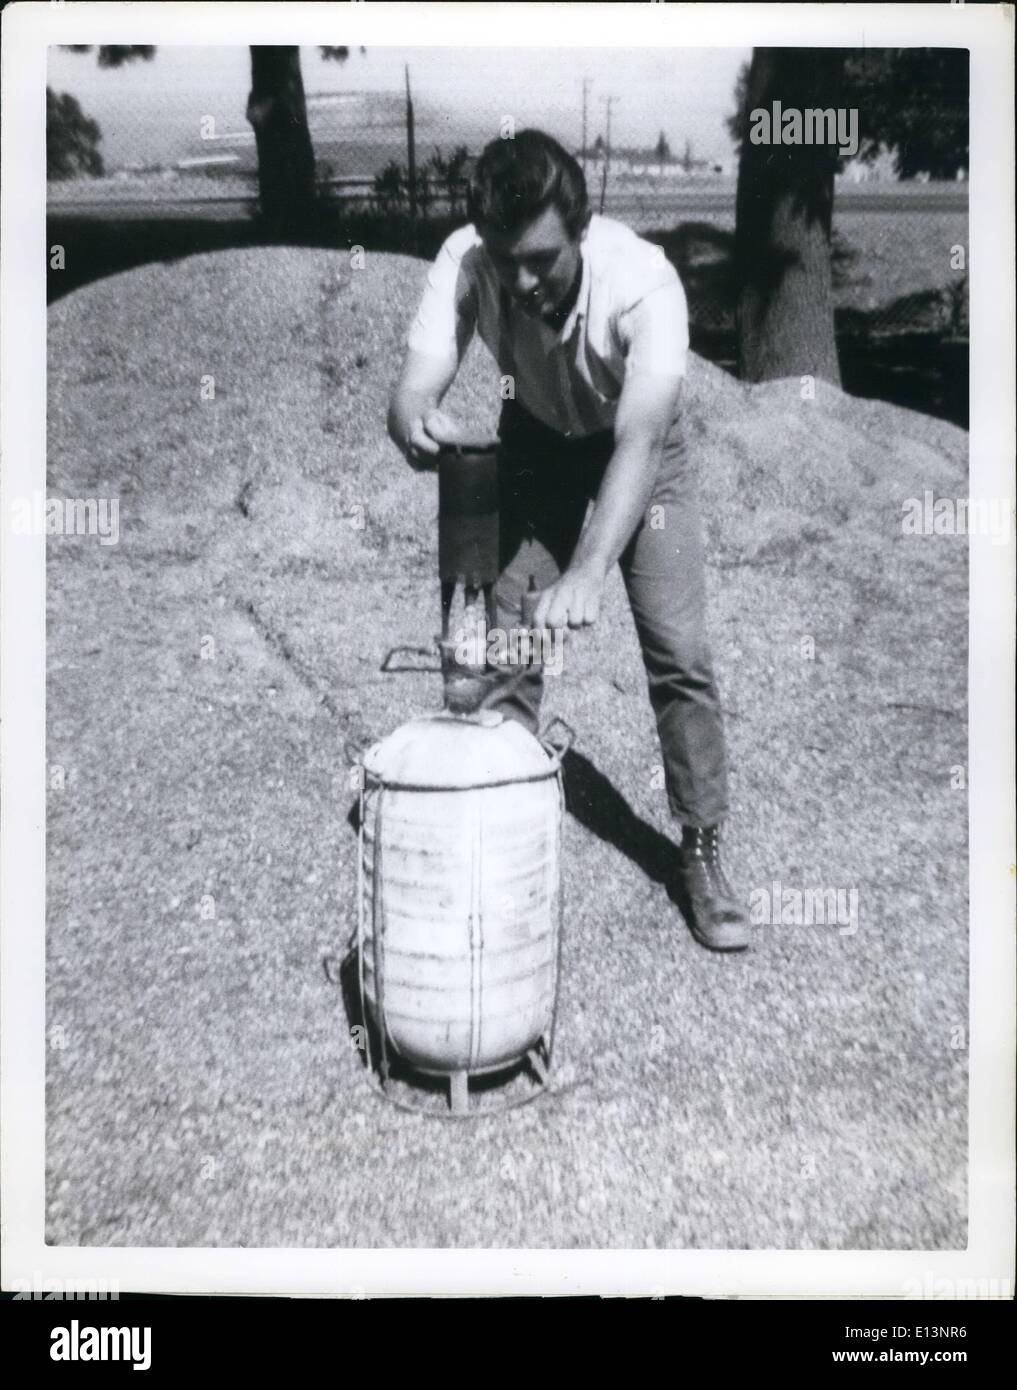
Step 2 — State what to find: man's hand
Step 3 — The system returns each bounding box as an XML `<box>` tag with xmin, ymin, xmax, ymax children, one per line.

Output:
<box><xmin>400</xmin><ymin>409</ymin><xmax>468</xmax><ymax>469</ymax></box>
<box><xmin>533</xmin><ymin>561</ymin><xmax>606</xmax><ymax>630</ymax></box>
<box><xmin>387</xmin><ymin>348</ymin><xmax>462</xmax><ymax>470</ymax></box>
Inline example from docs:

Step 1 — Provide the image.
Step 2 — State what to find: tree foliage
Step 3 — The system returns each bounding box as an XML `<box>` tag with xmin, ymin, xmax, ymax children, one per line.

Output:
<box><xmin>842</xmin><ymin>49</ymin><xmax>968</xmax><ymax>179</ymax></box>
<box><xmin>427</xmin><ymin>145</ymin><xmax>470</xmax><ymax>216</ymax></box>
<box><xmin>62</xmin><ymin>45</ymin><xmax>155</xmax><ymax>68</ymax></box>
<box><xmin>47</xmin><ymin>88</ymin><xmax>104</xmax><ymax>180</ymax></box>
<box><xmin>58</xmin><ymin>44</ymin><xmax>363</xmax><ymax>234</ymax></box>
<box><xmin>727</xmin><ymin>48</ymin><xmax>969</xmax><ymax>179</ymax></box>
<box><xmin>373</xmin><ymin>159</ymin><xmax>407</xmax><ymax>215</ymax></box>
<box><xmin>51</xmin><ymin>47</ymin><xmax>155</xmax><ymax>181</ymax></box>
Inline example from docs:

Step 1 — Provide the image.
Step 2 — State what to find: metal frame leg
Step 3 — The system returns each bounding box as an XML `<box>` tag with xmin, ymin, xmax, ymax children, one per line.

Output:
<box><xmin>449</xmin><ymin>1071</ymin><xmax>469</xmax><ymax>1114</ymax></box>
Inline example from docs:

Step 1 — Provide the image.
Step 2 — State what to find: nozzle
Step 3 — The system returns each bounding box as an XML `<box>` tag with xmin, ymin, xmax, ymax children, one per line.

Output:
<box><xmin>521</xmin><ymin>575</ymin><xmax>539</xmax><ymax>629</ymax></box>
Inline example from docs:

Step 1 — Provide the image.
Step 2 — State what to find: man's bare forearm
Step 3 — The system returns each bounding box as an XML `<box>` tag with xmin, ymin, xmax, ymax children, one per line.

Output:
<box><xmin>387</xmin><ymin>347</ymin><xmax>460</xmax><ymax>457</ymax></box>
<box><xmin>571</xmin><ymin>432</ymin><xmax>666</xmax><ymax>576</ymax></box>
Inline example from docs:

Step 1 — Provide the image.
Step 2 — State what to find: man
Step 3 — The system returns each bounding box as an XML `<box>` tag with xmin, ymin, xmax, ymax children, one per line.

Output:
<box><xmin>387</xmin><ymin>129</ymin><xmax>749</xmax><ymax>952</ymax></box>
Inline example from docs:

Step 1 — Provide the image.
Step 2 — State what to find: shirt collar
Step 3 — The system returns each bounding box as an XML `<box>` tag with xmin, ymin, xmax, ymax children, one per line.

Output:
<box><xmin>554</xmin><ymin>240</ymin><xmax>590</xmax><ymax>342</ymax></box>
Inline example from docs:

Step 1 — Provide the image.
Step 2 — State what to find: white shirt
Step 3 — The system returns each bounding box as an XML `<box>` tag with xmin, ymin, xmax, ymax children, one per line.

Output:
<box><xmin>405</xmin><ymin>214</ymin><xmax>689</xmax><ymax>438</ymax></box>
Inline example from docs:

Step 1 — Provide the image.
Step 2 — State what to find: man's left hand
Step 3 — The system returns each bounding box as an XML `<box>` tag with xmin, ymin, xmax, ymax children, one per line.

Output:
<box><xmin>533</xmin><ymin>562</ymin><xmax>606</xmax><ymax>630</ymax></box>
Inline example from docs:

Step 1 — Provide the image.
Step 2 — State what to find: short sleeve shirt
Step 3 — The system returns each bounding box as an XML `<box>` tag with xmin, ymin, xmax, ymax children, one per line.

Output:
<box><xmin>405</xmin><ymin>214</ymin><xmax>689</xmax><ymax>438</ymax></box>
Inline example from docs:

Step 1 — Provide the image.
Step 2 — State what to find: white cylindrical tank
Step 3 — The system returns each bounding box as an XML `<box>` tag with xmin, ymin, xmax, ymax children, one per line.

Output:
<box><xmin>358</xmin><ymin>709</ymin><xmax>565</xmax><ymax>1110</ymax></box>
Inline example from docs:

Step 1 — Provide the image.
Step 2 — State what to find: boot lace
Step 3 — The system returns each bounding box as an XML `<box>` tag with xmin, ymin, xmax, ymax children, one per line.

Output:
<box><xmin>682</xmin><ymin>827</ymin><xmax>736</xmax><ymax>902</ymax></box>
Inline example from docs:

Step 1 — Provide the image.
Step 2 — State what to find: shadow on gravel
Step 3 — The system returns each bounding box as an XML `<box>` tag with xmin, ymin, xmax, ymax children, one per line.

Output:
<box><xmin>46</xmin><ymin>208</ymin><xmax>456</xmax><ymax>305</ymax></box>
<box><xmin>561</xmin><ymin>748</ymin><xmax>719</xmax><ymax>936</ymax></box>
<box><xmin>561</xmin><ymin>748</ymin><xmax>677</xmax><ymax>887</ymax></box>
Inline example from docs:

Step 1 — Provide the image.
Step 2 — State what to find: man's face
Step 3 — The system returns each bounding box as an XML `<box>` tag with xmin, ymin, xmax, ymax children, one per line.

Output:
<box><xmin>480</xmin><ymin>205</ymin><xmax>586</xmax><ymax>325</ymax></box>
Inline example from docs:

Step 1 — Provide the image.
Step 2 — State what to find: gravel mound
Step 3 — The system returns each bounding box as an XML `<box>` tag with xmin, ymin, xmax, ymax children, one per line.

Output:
<box><xmin>46</xmin><ymin>247</ymin><xmax>967</xmax><ymax>1253</ymax></box>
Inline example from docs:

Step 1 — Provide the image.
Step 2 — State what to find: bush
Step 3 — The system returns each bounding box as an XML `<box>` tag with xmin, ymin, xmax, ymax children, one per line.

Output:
<box><xmin>47</xmin><ymin>87</ymin><xmax>104</xmax><ymax>180</ymax></box>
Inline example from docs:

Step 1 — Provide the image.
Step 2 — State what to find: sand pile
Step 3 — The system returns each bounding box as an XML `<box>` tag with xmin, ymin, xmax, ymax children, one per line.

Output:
<box><xmin>45</xmin><ymin>248</ymin><xmax>967</xmax><ymax>1250</ymax></box>
<box><xmin>48</xmin><ymin>247</ymin><xmax>965</xmax><ymax>569</ymax></box>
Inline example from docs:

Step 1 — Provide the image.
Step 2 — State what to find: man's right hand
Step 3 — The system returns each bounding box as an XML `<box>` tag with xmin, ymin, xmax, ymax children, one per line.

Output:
<box><xmin>388</xmin><ymin>347</ymin><xmax>467</xmax><ymax>469</ymax></box>
<box><xmin>401</xmin><ymin>409</ymin><xmax>467</xmax><ymax>470</ymax></box>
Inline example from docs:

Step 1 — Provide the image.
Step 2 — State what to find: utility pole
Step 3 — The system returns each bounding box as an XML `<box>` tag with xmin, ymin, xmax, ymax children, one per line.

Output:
<box><xmin>405</xmin><ymin>64</ymin><xmax>418</xmax><ymax>247</ymax></box>
<box><xmin>580</xmin><ymin>77</ymin><xmax>589</xmax><ymax>173</ymax></box>
<box><xmin>599</xmin><ymin>95</ymin><xmax>616</xmax><ymax>214</ymax></box>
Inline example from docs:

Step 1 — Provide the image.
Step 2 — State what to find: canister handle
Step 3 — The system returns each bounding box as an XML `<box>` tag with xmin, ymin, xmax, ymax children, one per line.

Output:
<box><xmin>344</xmin><ymin>733</ymin><xmax>374</xmax><ymax>767</ymax></box>
<box><xmin>380</xmin><ymin>643</ymin><xmax>441</xmax><ymax>673</ymax></box>
<box><xmin>539</xmin><ymin>716</ymin><xmax>575</xmax><ymax>761</ymax></box>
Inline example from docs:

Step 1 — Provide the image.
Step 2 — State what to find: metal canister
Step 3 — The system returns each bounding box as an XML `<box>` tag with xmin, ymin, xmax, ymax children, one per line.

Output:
<box><xmin>436</xmin><ymin>443</ymin><xmax>501</xmax><ymax>713</ymax></box>
<box><xmin>358</xmin><ymin>709</ymin><xmax>568</xmax><ymax>1114</ymax></box>
<box><xmin>437</xmin><ymin>444</ymin><xmax>499</xmax><ymax>590</ymax></box>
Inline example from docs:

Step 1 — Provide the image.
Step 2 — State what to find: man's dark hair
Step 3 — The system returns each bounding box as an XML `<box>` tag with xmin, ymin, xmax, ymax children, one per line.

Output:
<box><xmin>467</xmin><ymin>129</ymin><xmax>590</xmax><ymax>239</ymax></box>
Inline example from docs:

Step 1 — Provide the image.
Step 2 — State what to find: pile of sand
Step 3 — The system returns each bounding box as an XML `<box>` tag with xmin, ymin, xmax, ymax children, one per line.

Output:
<box><xmin>48</xmin><ymin>245</ymin><xmax>966</xmax><ymax>581</ymax></box>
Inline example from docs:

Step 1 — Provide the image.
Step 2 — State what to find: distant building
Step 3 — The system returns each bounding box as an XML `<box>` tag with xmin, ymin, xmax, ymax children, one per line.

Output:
<box><xmin>839</xmin><ymin>144</ymin><xmax>900</xmax><ymax>183</ymax></box>
<box><xmin>176</xmin><ymin>154</ymin><xmax>240</xmax><ymax>171</ymax></box>
<box><xmin>579</xmin><ymin>147</ymin><xmax>721</xmax><ymax>179</ymax></box>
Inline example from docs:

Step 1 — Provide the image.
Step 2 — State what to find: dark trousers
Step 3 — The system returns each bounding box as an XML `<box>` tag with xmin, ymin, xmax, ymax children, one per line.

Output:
<box><xmin>486</xmin><ymin>397</ymin><xmax>730</xmax><ymax>828</ymax></box>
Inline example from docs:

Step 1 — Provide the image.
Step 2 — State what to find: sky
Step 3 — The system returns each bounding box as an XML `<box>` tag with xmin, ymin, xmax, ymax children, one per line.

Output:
<box><xmin>47</xmin><ymin>44</ymin><xmax>750</xmax><ymax>170</ymax></box>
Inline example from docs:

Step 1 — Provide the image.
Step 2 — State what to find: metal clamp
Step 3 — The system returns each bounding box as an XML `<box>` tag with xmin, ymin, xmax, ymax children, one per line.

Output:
<box><xmin>539</xmin><ymin>715</ymin><xmax>576</xmax><ymax>762</ymax></box>
<box><xmin>380</xmin><ymin>643</ymin><xmax>441</xmax><ymax>674</ymax></box>
<box><xmin>343</xmin><ymin>734</ymin><xmax>372</xmax><ymax>767</ymax></box>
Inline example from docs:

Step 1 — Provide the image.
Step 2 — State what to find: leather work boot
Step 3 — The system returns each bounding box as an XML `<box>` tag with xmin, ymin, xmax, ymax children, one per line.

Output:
<box><xmin>672</xmin><ymin>825</ymin><xmax>750</xmax><ymax>952</ymax></box>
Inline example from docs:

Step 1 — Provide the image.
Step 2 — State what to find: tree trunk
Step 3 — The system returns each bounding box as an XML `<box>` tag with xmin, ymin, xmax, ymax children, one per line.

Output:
<box><xmin>735</xmin><ymin>48</ymin><xmax>843</xmax><ymax>385</ymax></box>
<box><xmin>246</xmin><ymin>46</ymin><xmax>317</xmax><ymax>238</ymax></box>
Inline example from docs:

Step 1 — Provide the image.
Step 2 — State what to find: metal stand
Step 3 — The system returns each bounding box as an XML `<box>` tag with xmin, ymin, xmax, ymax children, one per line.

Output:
<box><xmin>353</xmin><ymin>726</ymin><xmax>571</xmax><ymax>1120</ymax></box>
<box><xmin>449</xmin><ymin>1071</ymin><xmax>469</xmax><ymax>1115</ymax></box>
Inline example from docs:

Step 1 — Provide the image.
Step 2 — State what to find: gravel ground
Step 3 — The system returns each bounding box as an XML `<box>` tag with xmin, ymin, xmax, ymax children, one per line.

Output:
<box><xmin>46</xmin><ymin>246</ymin><xmax>968</xmax><ymax>1249</ymax></box>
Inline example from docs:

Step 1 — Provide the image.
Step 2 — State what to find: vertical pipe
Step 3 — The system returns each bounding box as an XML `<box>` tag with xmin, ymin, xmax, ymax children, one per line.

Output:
<box><xmin>371</xmin><ymin>786</ymin><xmax>391</xmax><ymax>1085</ymax></box>
<box><xmin>599</xmin><ymin>95</ymin><xmax>615</xmax><ymax>215</ymax></box>
<box><xmin>357</xmin><ymin>780</ymin><xmax>373</xmax><ymax>1081</ymax></box>
<box><xmin>405</xmin><ymin>64</ymin><xmax>418</xmax><ymax>250</ymax></box>
<box><xmin>581</xmin><ymin>77</ymin><xmax>589</xmax><ymax>177</ymax></box>
<box><xmin>441</xmin><ymin>579</ymin><xmax>456</xmax><ymax>641</ymax></box>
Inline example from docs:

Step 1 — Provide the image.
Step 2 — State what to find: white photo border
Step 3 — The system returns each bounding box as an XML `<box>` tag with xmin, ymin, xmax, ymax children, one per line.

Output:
<box><xmin>2</xmin><ymin>1</ymin><xmax>1014</xmax><ymax>1298</ymax></box>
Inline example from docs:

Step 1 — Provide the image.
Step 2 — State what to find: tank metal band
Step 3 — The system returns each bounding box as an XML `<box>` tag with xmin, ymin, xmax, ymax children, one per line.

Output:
<box><xmin>360</xmin><ymin>764</ymin><xmax>561</xmax><ymax>793</ymax></box>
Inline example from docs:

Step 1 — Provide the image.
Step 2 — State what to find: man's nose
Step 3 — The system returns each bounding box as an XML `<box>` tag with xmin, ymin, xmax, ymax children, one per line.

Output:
<box><xmin>513</xmin><ymin>267</ymin><xmax>540</xmax><ymax>297</ymax></box>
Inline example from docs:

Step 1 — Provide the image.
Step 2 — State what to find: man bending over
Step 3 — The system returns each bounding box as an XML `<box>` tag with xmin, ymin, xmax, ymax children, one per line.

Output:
<box><xmin>387</xmin><ymin>129</ymin><xmax>749</xmax><ymax>952</ymax></box>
